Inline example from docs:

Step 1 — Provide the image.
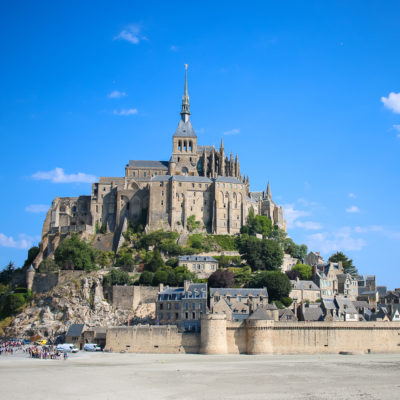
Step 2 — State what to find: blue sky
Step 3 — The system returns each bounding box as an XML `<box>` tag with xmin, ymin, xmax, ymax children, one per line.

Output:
<box><xmin>1</xmin><ymin>1</ymin><xmax>400</xmax><ymax>287</ymax></box>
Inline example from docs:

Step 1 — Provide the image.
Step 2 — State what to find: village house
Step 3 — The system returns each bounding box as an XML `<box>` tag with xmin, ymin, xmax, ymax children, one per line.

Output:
<box><xmin>156</xmin><ymin>281</ymin><xmax>207</xmax><ymax>332</ymax></box>
<box><xmin>178</xmin><ymin>255</ymin><xmax>218</xmax><ymax>278</ymax></box>
<box><xmin>290</xmin><ymin>278</ymin><xmax>321</xmax><ymax>303</ymax></box>
<box><xmin>337</xmin><ymin>273</ymin><xmax>358</xmax><ymax>299</ymax></box>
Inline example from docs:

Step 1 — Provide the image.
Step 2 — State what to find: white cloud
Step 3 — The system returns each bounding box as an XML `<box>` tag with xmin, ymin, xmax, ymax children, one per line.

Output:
<box><xmin>170</xmin><ymin>45</ymin><xmax>178</xmax><ymax>52</ymax></box>
<box><xmin>346</xmin><ymin>205</ymin><xmax>360</xmax><ymax>213</ymax></box>
<box><xmin>113</xmin><ymin>24</ymin><xmax>145</xmax><ymax>45</ymax></box>
<box><xmin>354</xmin><ymin>225</ymin><xmax>383</xmax><ymax>233</ymax></box>
<box><xmin>297</xmin><ymin>198</ymin><xmax>318</xmax><ymax>207</ymax></box>
<box><xmin>25</xmin><ymin>204</ymin><xmax>49</xmax><ymax>213</ymax></box>
<box><xmin>295</xmin><ymin>221</ymin><xmax>323</xmax><ymax>230</ymax></box>
<box><xmin>113</xmin><ymin>108</ymin><xmax>138</xmax><ymax>116</ymax></box>
<box><xmin>32</xmin><ymin>167</ymin><xmax>97</xmax><ymax>184</ymax></box>
<box><xmin>223</xmin><ymin>128</ymin><xmax>240</xmax><ymax>136</ymax></box>
<box><xmin>282</xmin><ymin>204</ymin><xmax>311</xmax><ymax>229</ymax></box>
<box><xmin>393</xmin><ymin>125</ymin><xmax>400</xmax><ymax>138</ymax></box>
<box><xmin>0</xmin><ymin>233</ymin><xmax>37</xmax><ymax>250</ymax></box>
<box><xmin>307</xmin><ymin>227</ymin><xmax>366</xmax><ymax>254</ymax></box>
<box><xmin>348</xmin><ymin>192</ymin><xmax>356</xmax><ymax>198</ymax></box>
<box><xmin>108</xmin><ymin>90</ymin><xmax>126</xmax><ymax>99</ymax></box>
<box><xmin>381</xmin><ymin>92</ymin><xmax>400</xmax><ymax>114</ymax></box>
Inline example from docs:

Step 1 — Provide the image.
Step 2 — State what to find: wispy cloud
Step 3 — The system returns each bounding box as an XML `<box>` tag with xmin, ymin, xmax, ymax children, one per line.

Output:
<box><xmin>32</xmin><ymin>167</ymin><xmax>97</xmax><ymax>184</ymax></box>
<box><xmin>349</xmin><ymin>192</ymin><xmax>356</xmax><ymax>198</ymax></box>
<box><xmin>25</xmin><ymin>204</ymin><xmax>49</xmax><ymax>213</ymax></box>
<box><xmin>295</xmin><ymin>221</ymin><xmax>323</xmax><ymax>230</ymax></box>
<box><xmin>393</xmin><ymin>125</ymin><xmax>400</xmax><ymax>138</ymax></box>
<box><xmin>354</xmin><ymin>225</ymin><xmax>383</xmax><ymax>233</ymax></box>
<box><xmin>170</xmin><ymin>45</ymin><xmax>178</xmax><ymax>52</ymax></box>
<box><xmin>381</xmin><ymin>92</ymin><xmax>400</xmax><ymax>114</ymax></box>
<box><xmin>113</xmin><ymin>108</ymin><xmax>138</xmax><ymax>116</ymax></box>
<box><xmin>307</xmin><ymin>227</ymin><xmax>366</xmax><ymax>253</ymax></box>
<box><xmin>114</xmin><ymin>24</ymin><xmax>146</xmax><ymax>45</ymax></box>
<box><xmin>223</xmin><ymin>128</ymin><xmax>240</xmax><ymax>136</ymax></box>
<box><xmin>0</xmin><ymin>233</ymin><xmax>38</xmax><ymax>250</ymax></box>
<box><xmin>108</xmin><ymin>90</ymin><xmax>126</xmax><ymax>99</ymax></box>
<box><xmin>282</xmin><ymin>204</ymin><xmax>311</xmax><ymax>229</ymax></box>
<box><xmin>346</xmin><ymin>205</ymin><xmax>360</xmax><ymax>213</ymax></box>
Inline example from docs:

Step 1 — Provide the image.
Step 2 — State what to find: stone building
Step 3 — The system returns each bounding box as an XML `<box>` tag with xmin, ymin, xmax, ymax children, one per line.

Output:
<box><xmin>210</xmin><ymin>288</ymin><xmax>268</xmax><ymax>317</ymax></box>
<box><xmin>337</xmin><ymin>273</ymin><xmax>358</xmax><ymax>300</ymax></box>
<box><xmin>156</xmin><ymin>281</ymin><xmax>207</xmax><ymax>332</ymax></box>
<box><xmin>289</xmin><ymin>278</ymin><xmax>321</xmax><ymax>303</ymax></box>
<box><xmin>312</xmin><ymin>262</ymin><xmax>343</xmax><ymax>298</ymax></box>
<box><xmin>34</xmin><ymin>67</ymin><xmax>286</xmax><ymax>265</ymax></box>
<box><xmin>178</xmin><ymin>255</ymin><xmax>218</xmax><ymax>278</ymax></box>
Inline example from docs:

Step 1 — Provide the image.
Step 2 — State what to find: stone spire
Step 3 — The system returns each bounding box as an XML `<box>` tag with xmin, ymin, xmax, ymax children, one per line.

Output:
<box><xmin>230</xmin><ymin>151</ymin><xmax>234</xmax><ymax>177</ymax></box>
<box><xmin>203</xmin><ymin>147</ymin><xmax>208</xmax><ymax>177</ymax></box>
<box><xmin>235</xmin><ymin>154</ymin><xmax>239</xmax><ymax>177</ymax></box>
<box><xmin>180</xmin><ymin>64</ymin><xmax>190</xmax><ymax>122</ymax></box>
<box><xmin>266</xmin><ymin>181</ymin><xmax>271</xmax><ymax>199</ymax></box>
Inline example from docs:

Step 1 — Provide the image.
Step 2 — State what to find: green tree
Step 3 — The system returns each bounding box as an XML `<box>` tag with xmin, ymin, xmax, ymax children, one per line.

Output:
<box><xmin>139</xmin><ymin>271</ymin><xmax>154</xmax><ymax>285</ymax></box>
<box><xmin>54</xmin><ymin>234</ymin><xmax>97</xmax><ymax>271</ymax></box>
<box><xmin>328</xmin><ymin>251</ymin><xmax>358</xmax><ymax>276</ymax></box>
<box><xmin>292</xmin><ymin>263</ymin><xmax>312</xmax><ymax>280</ymax></box>
<box><xmin>152</xmin><ymin>270</ymin><xmax>169</xmax><ymax>285</ymax></box>
<box><xmin>247</xmin><ymin>271</ymin><xmax>292</xmax><ymax>301</ymax></box>
<box><xmin>187</xmin><ymin>215</ymin><xmax>201</xmax><ymax>232</ymax></box>
<box><xmin>145</xmin><ymin>249</ymin><xmax>165</xmax><ymax>272</ymax></box>
<box><xmin>208</xmin><ymin>269</ymin><xmax>235</xmax><ymax>288</ymax></box>
<box><xmin>115</xmin><ymin>249</ymin><xmax>134</xmax><ymax>271</ymax></box>
<box><xmin>23</xmin><ymin>246</ymin><xmax>40</xmax><ymax>268</ymax></box>
<box><xmin>103</xmin><ymin>268</ymin><xmax>131</xmax><ymax>286</ymax></box>
<box><xmin>96</xmin><ymin>251</ymin><xmax>115</xmax><ymax>268</ymax></box>
<box><xmin>0</xmin><ymin>262</ymin><xmax>16</xmax><ymax>285</ymax></box>
<box><xmin>38</xmin><ymin>258</ymin><xmax>59</xmax><ymax>273</ymax></box>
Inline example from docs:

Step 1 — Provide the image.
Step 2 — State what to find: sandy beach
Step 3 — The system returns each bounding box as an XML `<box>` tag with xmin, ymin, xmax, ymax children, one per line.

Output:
<box><xmin>1</xmin><ymin>351</ymin><xmax>400</xmax><ymax>399</ymax></box>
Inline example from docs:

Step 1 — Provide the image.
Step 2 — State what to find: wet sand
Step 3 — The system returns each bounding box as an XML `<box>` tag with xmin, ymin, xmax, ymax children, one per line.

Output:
<box><xmin>1</xmin><ymin>351</ymin><xmax>400</xmax><ymax>399</ymax></box>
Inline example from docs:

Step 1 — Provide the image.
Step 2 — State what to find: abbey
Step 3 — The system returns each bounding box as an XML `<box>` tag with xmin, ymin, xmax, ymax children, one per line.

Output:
<box><xmin>37</xmin><ymin>67</ymin><xmax>286</xmax><ymax>263</ymax></box>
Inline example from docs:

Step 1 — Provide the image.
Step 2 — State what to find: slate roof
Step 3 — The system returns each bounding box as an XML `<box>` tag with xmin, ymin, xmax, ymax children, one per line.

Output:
<box><xmin>247</xmin><ymin>308</ymin><xmax>275</xmax><ymax>320</ymax></box>
<box><xmin>250</xmin><ymin>192</ymin><xmax>264</xmax><ymax>201</ymax></box>
<box><xmin>173</xmin><ymin>119</ymin><xmax>197</xmax><ymax>137</ymax></box>
<box><xmin>335</xmin><ymin>297</ymin><xmax>357</xmax><ymax>314</ymax></box>
<box><xmin>215</xmin><ymin>176</ymin><xmax>243</xmax><ymax>184</ymax></box>
<box><xmin>158</xmin><ymin>287</ymin><xmax>184</xmax><ymax>301</ymax></box>
<box><xmin>179</xmin><ymin>255</ymin><xmax>218</xmax><ymax>263</ymax></box>
<box><xmin>322</xmin><ymin>298</ymin><xmax>336</xmax><ymax>310</ymax></box>
<box><xmin>302</xmin><ymin>306</ymin><xmax>324</xmax><ymax>322</ymax></box>
<box><xmin>128</xmin><ymin>160</ymin><xmax>169</xmax><ymax>169</ymax></box>
<box><xmin>182</xmin><ymin>283</ymin><xmax>207</xmax><ymax>299</ymax></box>
<box><xmin>352</xmin><ymin>300</ymin><xmax>370</xmax><ymax>310</ymax></box>
<box><xmin>210</xmin><ymin>288</ymin><xmax>268</xmax><ymax>297</ymax></box>
<box><xmin>66</xmin><ymin>324</ymin><xmax>85</xmax><ymax>337</ymax></box>
<box><xmin>172</xmin><ymin>175</ymin><xmax>212</xmax><ymax>183</ymax></box>
<box><xmin>197</xmin><ymin>145</ymin><xmax>214</xmax><ymax>154</ymax></box>
<box><xmin>377</xmin><ymin>286</ymin><xmax>387</xmax><ymax>298</ymax></box>
<box><xmin>290</xmin><ymin>280</ymin><xmax>320</xmax><ymax>291</ymax></box>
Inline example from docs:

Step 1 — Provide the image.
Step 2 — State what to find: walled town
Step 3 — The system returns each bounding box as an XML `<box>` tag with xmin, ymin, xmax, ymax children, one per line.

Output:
<box><xmin>1</xmin><ymin>68</ymin><xmax>400</xmax><ymax>355</ymax></box>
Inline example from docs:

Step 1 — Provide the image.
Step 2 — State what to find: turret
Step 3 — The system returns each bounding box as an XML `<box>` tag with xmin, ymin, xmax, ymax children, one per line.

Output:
<box><xmin>26</xmin><ymin>265</ymin><xmax>35</xmax><ymax>291</ymax></box>
<box><xmin>266</xmin><ymin>182</ymin><xmax>271</xmax><ymax>199</ymax></box>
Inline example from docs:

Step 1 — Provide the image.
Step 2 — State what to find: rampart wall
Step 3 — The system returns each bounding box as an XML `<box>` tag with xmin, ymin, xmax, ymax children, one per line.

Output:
<box><xmin>104</xmin><ymin>286</ymin><xmax>159</xmax><ymax>309</ymax></box>
<box><xmin>106</xmin><ymin>319</ymin><xmax>400</xmax><ymax>355</ymax></box>
<box><xmin>105</xmin><ymin>325</ymin><xmax>200</xmax><ymax>353</ymax></box>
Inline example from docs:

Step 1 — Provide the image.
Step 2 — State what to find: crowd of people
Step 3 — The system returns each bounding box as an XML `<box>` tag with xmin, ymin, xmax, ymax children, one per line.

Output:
<box><xmin>0</xmin><ymin>340</ymin><xmax>68</xmax><ymax>360</ymax></box>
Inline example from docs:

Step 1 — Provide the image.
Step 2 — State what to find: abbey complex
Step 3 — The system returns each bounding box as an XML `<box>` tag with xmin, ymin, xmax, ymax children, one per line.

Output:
<box><xmin>35</xmin><ymin>67</ymin><xmax>285</xmax><ymax>265</ymax></box>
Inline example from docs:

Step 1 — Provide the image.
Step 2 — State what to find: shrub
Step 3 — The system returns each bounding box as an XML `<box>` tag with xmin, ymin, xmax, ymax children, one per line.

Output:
<box><xmin>54</xmin><ymin>234</ymin><xmax>97</xmax><ymax>271</ymax></box>
<box><xmin>152</xmin><ymin>270</ymin><xmax>169</xmax><ymax>286</ymax></box>
<box><xmin>187</xmin><ymin>215</ymin><xmax>201</xmax><ymax>232</ymax></box>
<box><xmin>145</xmin><ymin>250</ymin><xmax>165</xmax><ymax>272</ymax></box>
<box><xmin>281</xmin><ymin>296</ymin><xmax>293</xmax><ymax>307</ymax></box>
<box><xmin>247</xmin><ymin>271</ymin><xmax>291</xmax><ymax>301</ymax></box>
<box><xmin>208</xmin><ymin>270</ymin><xmax>235</xmax><ymax>288</ymax></box>
<box><xmin>103</xmin><ymin>269</ymin><xmax>131</xmax><ymax>286</ymax></box>
<box><xmin>291</xmin><ymin>264</ymin><xmax>312</xmax><ymax>280</ymax></box>
<box><xmin>139</xmin><ymin>271</ymin><xmax>154</xmax><ymax>286</ymax></box>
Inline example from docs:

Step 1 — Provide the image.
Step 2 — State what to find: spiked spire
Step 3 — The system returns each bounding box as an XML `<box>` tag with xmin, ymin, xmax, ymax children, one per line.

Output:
<box><xmin>180</xmin><ymin>64</ymin><xmax>190</xmax><ymax>122</ymax></box>
<box><xmin>266</xmin><ymin>181</ymin><xmax>272</xmax><ymax>199</ymax></box>
<box><xmin>220</xmin><ymin>138</ymin><xmax>224</xmax><ymax>152</ymax></box>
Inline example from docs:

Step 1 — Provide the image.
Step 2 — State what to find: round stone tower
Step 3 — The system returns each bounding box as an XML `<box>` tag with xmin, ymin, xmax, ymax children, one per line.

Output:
<box><xmin>200</xmin><ymin>314</ymin><xmax>227</xmax><ymax>354</ymax></box>
<box><xmin>246</xmin><ymin>319</ymin><xmax>274</xmax><ymax>354</ymax></box>
<box><xmin>26</xmin><ymin>265</ymin><xmax>35</xmax><ymax>291</ymax></box>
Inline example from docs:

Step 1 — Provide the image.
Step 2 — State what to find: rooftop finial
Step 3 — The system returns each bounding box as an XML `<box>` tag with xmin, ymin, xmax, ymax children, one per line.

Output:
<box><xmin>266</xmin><ymin>181</ymin><xmax>272</xmax><ymax>199</ymax></box>
<box><xmin>181</xmin><ymin>64</ymin><xmax>190</xmax><ymax>122</ymax></box>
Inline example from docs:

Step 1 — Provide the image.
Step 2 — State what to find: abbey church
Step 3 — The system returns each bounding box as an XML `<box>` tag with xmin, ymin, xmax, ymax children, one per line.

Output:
<box><xmin>36</xmin><ymin>67</ymin><xmax>286</xmax><ymax>263</ymax></box>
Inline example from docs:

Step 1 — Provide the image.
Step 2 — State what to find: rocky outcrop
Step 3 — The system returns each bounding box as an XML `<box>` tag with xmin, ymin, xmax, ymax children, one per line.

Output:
<box><xmin>5</xmin><ymin>272</ymin><xmax>153</xmax><ymax>341</ymax></box>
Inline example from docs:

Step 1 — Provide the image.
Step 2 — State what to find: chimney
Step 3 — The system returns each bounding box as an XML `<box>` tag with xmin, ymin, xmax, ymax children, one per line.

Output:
<box><xmin>159</xmin><ymin>283</ymin><xmax>164</xmax><ymax>293</ymax></box>
<box><xmin>184</xmin><ymin>280</ymin><xmax>191</xmax><ymax>292</ymax></box>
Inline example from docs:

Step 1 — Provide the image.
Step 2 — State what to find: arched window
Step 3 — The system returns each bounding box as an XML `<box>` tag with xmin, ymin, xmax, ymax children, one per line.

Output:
<box><xmin>184</xmin><ymin>141</ymin><xmax>187</xmax><ymax>152</ymax></box>
<box><xmin>189</xmin><ymin>141</ymin><xmax>193</xmax><ymax>151</ymax></box>
<box><xmin>178</xmin><ymin>140</ymin><xmax>182</xmax><ymax>151</ymax></box>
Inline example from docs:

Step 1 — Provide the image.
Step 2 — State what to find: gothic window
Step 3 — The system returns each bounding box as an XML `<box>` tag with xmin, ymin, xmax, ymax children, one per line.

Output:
<box><xmin>184</xmin><ymin>140</ymin><xmax>187</xmax><ymax>151</ymax></box>
<box><xmin>192</xmin><ymin>183</ymin><xmax>195</xmax><ymax>188</ymax></box>
<box><xmin>189</xmin><ymin>141</ymin><xmax>193</xmax><ymax>151</ymax></box>
<box><xmin>162</xmin><ymin>191</ymin><xmax>164</xmax><ymax>196</ymax></box>
<box><xmin>178</xmin><ymin>140</ymin><xmax>182</xmax><ymax>151</ymax></box>
<box><xmin>179</xmin><ymin>183</ymin><xmax>182</xmax><ymax>187</ymax></box>
<box><xmin>161</xmin><ymin>201</ymin><xmax>164</xmax><ymax>206</ymax></box>
<box><xmin>144</xmin><ymin>172</ymin><xmax>147</xmax><ymax>177</ymax></box>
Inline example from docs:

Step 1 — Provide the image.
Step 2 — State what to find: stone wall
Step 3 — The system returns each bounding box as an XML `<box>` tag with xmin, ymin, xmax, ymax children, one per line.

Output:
<box><xmin>105</xmin><ymin>319</ymin><xmax>400</xmax><ymax>355</ymax></box>
<box><xmin>105</xmin><ymin>286</ymin><xmax>159</xmax><ymax>310</ymax></box>
<box><xmin>105</xmin><ymin>325</ymin><xmax>200</xmax><ymax>353</ymax></box>
<box><xmin>32</xmin><ymin>273</ymin><xmax>59</xmax><ymax>293</ymax></box>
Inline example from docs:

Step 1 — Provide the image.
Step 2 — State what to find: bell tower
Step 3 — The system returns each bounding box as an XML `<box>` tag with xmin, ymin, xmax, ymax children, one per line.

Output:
<box><xmin>171</xmin><ymin>65</ymin><xmax>199</xmax><ymax>176</ymax></box>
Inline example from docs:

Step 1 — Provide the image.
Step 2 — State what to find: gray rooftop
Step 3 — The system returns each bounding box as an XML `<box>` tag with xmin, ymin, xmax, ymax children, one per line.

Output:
<box><xmin>128</xmin><ymin>160</ymin><xmax>169</xmax><ymax>169</ymax></box>
<box><xmin>335</xmin><ymin>297</ymin><xmax>357</xmax><ymax>314</ymax></box>
<box><xmin>66</xmin><ymin>324</ymin><xmax>85</xmax><ymax>337</ymax></box>
<box><xmin>302</xmin><ymin>306</ymin><xmax>324</xmax><ymax>322</ymax></box>
<box><xmin>173</xmin><ymin>119</ymin><xmax>197</xmax><ymax>138</ymax></box>
<box><xmin>215</xmin><ymin>176</ymin><xmax>243</xmax><ymax>184</ymax></box>
<box><xmin>210</xmin><ymin>288</ymin><xmax>268</xmax><ymax>297</ymax></box>
<box><xmin>247</xmin><ymin>307</ymin><xmax>275</xmax><ymax>320</ymax></box>
<box><xmin>179</xmin><ymin>255</ymin><xmax>217</xmax><ymax>263</ymax></box>
<box><xmin>290</xmin><ymin>280</ymin><xmax>320</xmax><ymax>291</ymax></box>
